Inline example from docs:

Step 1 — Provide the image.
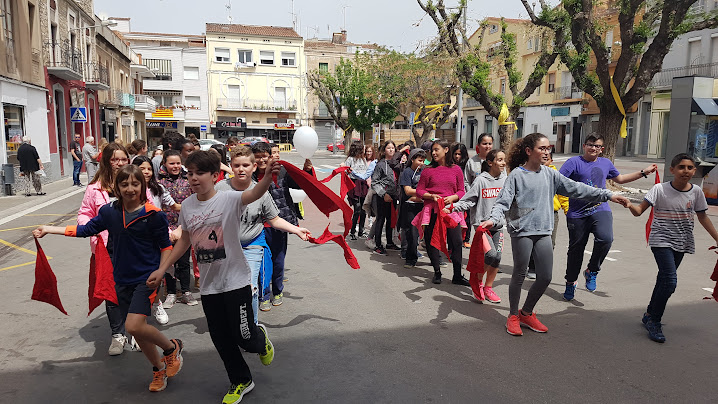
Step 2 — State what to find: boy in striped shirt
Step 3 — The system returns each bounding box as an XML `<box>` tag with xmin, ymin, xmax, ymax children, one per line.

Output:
<box><xmin>629</xmin><ymin>153</ymin><xmax>718</xmax><ymax>343</ymax></box>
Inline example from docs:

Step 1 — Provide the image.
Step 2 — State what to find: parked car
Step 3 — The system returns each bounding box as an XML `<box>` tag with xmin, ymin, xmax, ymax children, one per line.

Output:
<box><xmin>239</xmin><ymin>136</ymin><xmax>270</xmax><ymax>146</ymax></box>
<box><xmin>326</xmin><ymin>142</ymin><xmax>345</xmax><ymax>152</ymax></box>
<box><xmin>199</xmin><ymin>138</ymin><xmax>224</xmax><ymax>151</ymax></box>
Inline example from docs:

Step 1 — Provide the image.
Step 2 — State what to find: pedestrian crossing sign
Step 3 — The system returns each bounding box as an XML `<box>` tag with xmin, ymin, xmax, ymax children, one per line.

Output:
<box><xmin>70</xmin><ymin>107</ymin><xmax>87</xmax><ymax>122</ymax></box>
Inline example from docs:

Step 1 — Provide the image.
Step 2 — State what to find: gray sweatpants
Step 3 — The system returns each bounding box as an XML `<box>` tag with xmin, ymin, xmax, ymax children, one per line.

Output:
<box><xmin>509</xmin><ymin>235</ymin><xmax>554</xmax><ymax>316</ymax></box>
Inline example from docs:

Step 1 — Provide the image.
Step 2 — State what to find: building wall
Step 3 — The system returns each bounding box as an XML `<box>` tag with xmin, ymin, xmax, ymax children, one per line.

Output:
<box><xmin>0</xmin><ymin>0</ymin><xmax>45</xmax><ymax>87</ymax></box>
<box><xmin>181</xmin><ymin>48</ymin><xmax>209</xmax><ymax>128</ymax></box>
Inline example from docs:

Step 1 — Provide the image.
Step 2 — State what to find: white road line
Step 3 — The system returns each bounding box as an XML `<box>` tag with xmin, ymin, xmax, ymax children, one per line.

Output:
<box><xmin>609</xmin><ymin>250</ymin><xmax>622</xmax><ymax>253</ymax></box>
<box><xmin>585</xmin><ymin>250</ymin><xmax>616</xmax><ymax>262</ymax></box>
<box><xmin>0</xmin><ymin>188</ymin><xmax>85</xmax><ymax>227</ymax></box>
<box><xmin>702</xmin><ymin>287</ymin><xmax>714</xmax><ymax>293</ymax></box>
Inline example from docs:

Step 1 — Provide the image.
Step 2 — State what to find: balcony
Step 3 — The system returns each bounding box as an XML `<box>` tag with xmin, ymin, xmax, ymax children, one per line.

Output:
<box><xmin>44</xmin><ymin>40</ymin><xmax>83</xmax><ymax>81</ymax></box>
<box><xmin>554</xmin><ymin>85</ymin><xmax>583</xmax><ymax>101</ymax></box>
<box><xmin>216</xmin><ymin>98</ymin><xmax>298</xmax><ymax>112</ymax></box>
<box><xmin>134</xmin><ymin>94</ymin><xmax>158</xmax><ymax>113</ymax></box>
<box><xmin>649</xmin><ymin>62</ymin><xmax>718</xmax><ymax>89</ymax></box>
<box><xmin>108</xmin><ymin>89</ymin><xmax>135</xmax><ymax>109</ymax></box>
<box><xmin>84</xmin><ymin>62</ymin><xmax>110</xmax><ymax>91</ymax></box>
<box><xmin>5</xmin><ymin>38</ymin><xmax>17</xmax><ymax>74</ymax></box>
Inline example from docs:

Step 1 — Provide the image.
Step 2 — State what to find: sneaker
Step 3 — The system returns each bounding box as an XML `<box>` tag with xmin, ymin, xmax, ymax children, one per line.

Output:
<box><xmin>257</xmin><ymin>324</ymin><xmax>274</xmax><ymax>366</ymax></box>
<box><xmin>584</xmin><ymin>269</ymin><xmax>598</xmax><ymax>292</ymax></box>
<box><xmin>506</xmin><ymin>315</ymin><xmax>523</xmax><ymax>336</ymax></box>
<box><xmin>642</xmin><ymin>313</ymin><xmax>666</xmax><ymax>343</ymax></box>
<box><xmin>128</xmin><ymin>336</ymin><xmax>142</xmax><ymax>352</ymax></box>
<box><xmin>364</xmin><ymin>238</ymin><xmax>376</xmax><ymax>250</ymax></box>
<box><xmin>180</xmin><ymin>291</ymin><xmax>198</xmax><ymax>306</ymax></box>
<box><xmin>259</xmin><ymin>300</ymin><xmax>272</xmax><ymax>312</ymax></box>
<box><xmin>451</xmin><ymin>275</ymin><xmax>470</xmax><ymax>286</ymax></box>
<box><xmin>164</xmin><ymin>338</ymin><xmax>184</xmax><ymax>377</ymax></box>
<box><xmin>149</xmin><ymin>366</ymin><xmax>168</xmax><ymax>392</ymax></box>
<box><xmin>272</xmin><ymin>293</ymin><xmax>283</xmax><ymax>306</ymax></box>
<box><xmin>385</xmin><ymin>243</ymin><xmax>401</xmax><ymax>251</ymax></box>
<box><xmin>164</xmin><ymin>294</ymin><xmax>177</xmax><ymax>309</ymax></box>
<box><xmin>349</xmin><ymin>233</ymin><xmax>357</xmax><ymax>241</ymax></box>
<box><xmin>400</xmin><ymin>250</ymin><xmax>406</xmax><ymax>259</ymax></box>
<box><xmin>432</xmin><ymin>271</ymin><xmax>442</xmax><ymax>284</ymax></box>
<box><xmin>439</xmin><ymin>259</ymin><xmax>448</xmax><ymax>268</ymax></box>
<box><xmin>472</xmin><ymin>282</ymin><xmax>485</xmax><ymax>301</ymax></box>
<box><xmin>223</xmin><ymin>380</ymin><xmax>255</xmax><ymax>404</ymax></box>
<box><xmin>526</xmin><ymin>271</ymin><xmax>537</xmax><ymax>280</ymax></box>
<box><xmin>108</xmin><ymin>334</ymin><xmax>126</xmax><ymax>356</ymax></box>
<box><xmin>483</xmin><ymin>286</ymin><xmax>501</xmax><ymax>303</ymax></box>
<box><xmin>463</xmin><ymin>242</ymin><xmax>471</xmax><ymax>248</ymax></box>
<box><xmin>358</xmin><ymin>231</ymin><xmax>367</xmax><ymax>238</ymax></box>
<box><xmin>519</xmin><ymin>311</ymin><xmax>548</xmax><ymax>333</ymax></box>
<box><xmin>154</xmin><ymin>301</ymin><xmax>169</xmax><ymax>325</ymax></box>
<box><xmin>417</xmin><ymin>251</ymin><xmax>424</xmax><ymax>259</ymax></box>
<box><xmin>563</xmin><ymin>282</ymin><xmax>577</xmax><ymax>301</ymax></box>
<box><xmin>404</xmin><ymin>261</ymin><xmax>417</xmax><ymax>268</ymax></box>
<box><xmin>373</xmin><ymin>246</ymin><xmax>387</xmax><ymax>255</ymax></box>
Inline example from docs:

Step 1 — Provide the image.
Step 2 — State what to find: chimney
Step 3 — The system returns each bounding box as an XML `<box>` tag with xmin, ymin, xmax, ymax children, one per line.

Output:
<box><xmin>341</xmin><ymin>30</ymin><xmax>347</xmax><ymax>43</ymax></box>
<box><xmin>332</xmin><ymin>32</ymin><xmax>343</xmax><ymax>44</ymax></box>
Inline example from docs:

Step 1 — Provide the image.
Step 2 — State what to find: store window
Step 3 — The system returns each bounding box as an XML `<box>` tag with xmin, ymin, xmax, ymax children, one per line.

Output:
<box><xmin>4</xmin><ymin>104</ymin><xmax>25</xmax><ymax>165</ymax></box>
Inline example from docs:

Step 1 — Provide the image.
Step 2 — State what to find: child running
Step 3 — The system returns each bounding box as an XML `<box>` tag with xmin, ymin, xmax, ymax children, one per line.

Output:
<box><xmin>449</xmin><ymin>149</ymin><xmax>507</xmax><ymax>303</ymax></box>
<box><xmin>628</xmin><ymin>153</ymin><xmax>718</xmax><ymax>343</ymax></box>
<box><xmin>153</xmin><ymin>150</ymin><xmax>276</xmax><ymax>403</ymax></box>
<box><xmin>33</xmin><ymin>165</ymin><xmax>183</xmax><ymax>392</ymax></box>
<box><xmin>481</xmin><ymin>133</ymin><xmax>630</xmax><ymax>336</ymax></box>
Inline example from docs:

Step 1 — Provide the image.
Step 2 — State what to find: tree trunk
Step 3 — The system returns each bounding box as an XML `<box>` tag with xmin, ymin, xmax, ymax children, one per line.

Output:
<box><xmin>596</xmin><ymin>111</ymin><xmax>624</xmax><ymax>162</ymax></box>
<box><xmin>498</xmin><ymin>122</ymin><xmax>513</xmax><ymax>151</ymax></box>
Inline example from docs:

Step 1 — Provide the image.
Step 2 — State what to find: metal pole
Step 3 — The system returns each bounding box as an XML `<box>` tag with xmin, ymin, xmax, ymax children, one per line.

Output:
<box><xmin>455</xmin><ymin>3</ymin><xmax>467</xmax><ymax>144</ymax></box>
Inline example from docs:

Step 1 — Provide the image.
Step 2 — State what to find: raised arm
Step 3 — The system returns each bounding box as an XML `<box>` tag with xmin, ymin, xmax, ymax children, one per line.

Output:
<box><xmin>614</xmin><ymin>164</ymin><xmax>658</xmax><ymax>185</ymax></box>
<box><xmin>241</xmin><ymin>158</ymin><xmax>280</xmax><ymax>206</ymax></box>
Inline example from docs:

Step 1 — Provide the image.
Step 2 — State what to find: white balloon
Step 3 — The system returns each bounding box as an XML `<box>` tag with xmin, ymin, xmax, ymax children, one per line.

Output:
<box><xmin>293</xmin><ymin>126</ymin><xmax>318</xmax><ymax>159</ymax></box>
<box><xmin>289</xmin><ymin>188</ymin><xmax>307</xmax><ymax>203</ymax></box>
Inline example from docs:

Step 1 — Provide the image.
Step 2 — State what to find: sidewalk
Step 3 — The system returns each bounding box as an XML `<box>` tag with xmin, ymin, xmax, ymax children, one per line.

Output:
<box><xmin>0</xmin><ymin>177</ymin><xmax>84</xmax><ymax>222</ymax></box>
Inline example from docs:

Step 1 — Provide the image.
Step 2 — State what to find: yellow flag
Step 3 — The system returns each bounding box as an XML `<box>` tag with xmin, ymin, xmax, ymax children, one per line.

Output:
<box><xmin>498</xmin><ymin>103</ymin><xmax>517</xmax><ymax>130</ymax></box>
<box><xmin>609</xmin><ymin>76</ymin><xmax>628</xmax><ymax>139</ymax></box>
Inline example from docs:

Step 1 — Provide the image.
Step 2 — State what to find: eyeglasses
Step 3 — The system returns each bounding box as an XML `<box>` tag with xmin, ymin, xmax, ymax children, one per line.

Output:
<box><xmin>110</xmin><ymin>158</ymin><xmax>129</xmax><ymax>163</ymax></box>
<box><xmin>536</xmin><ymin>146</ymin><xmax>552</xmax><ymax>153</ymax></box>
<box><xmin>585</xmin><ymin>143</ymin><xmax>604</xmax><ymax>149</ymax></box>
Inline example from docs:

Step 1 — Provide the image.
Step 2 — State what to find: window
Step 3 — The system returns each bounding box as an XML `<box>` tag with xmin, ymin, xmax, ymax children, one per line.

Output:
<box><xmin>237</xmin><ymin>50</ymin><xmax>252</xmax><ymax>64</ymax></box>
<box><xmin>318</xmin><ymin>101</ymin><xmax>329</xmax><ymax>117</ymax></box>
<box><xmin>183</xmin><ymin>66</ymin><xmax>199</xmax><ymax>80</ymax></box>
<box><xmin>527</xmin><ymin>37</ymin><xmax>533</xmax><ymax>50</ymax></box>
<box><xmin>260</xmin><ymin>50</ymin><xmax>274</xmax><ymax>65</ymax></box>
<box><xmin>3</xmin><ymin>104</ymin><xmax>24</xmax><ymax>165</ymax></box>
<box><xmin>215</xmin><ymin>48</ymin><xmax>230</xmax><ymax>63</ymax></box>
<box><xmin>548</xmin><ymin>73</ymin><xmax>556</xmax><ymax>92</ymax></box>
<box><xmin>2</xmin><ymin>0</ymin><xmax>13</xmax><ymax>42</ymax></box>
<box><xmin>274</xmin><ymin>87</ymin><xmax>287</xmax><ymax>109</ymax></box>
<box><xmin>154</xmin><ymin>95</ymin><xmax>176</xmax><ymax>107</ymax></box>
<box><xmin>281</xmin><ymin>52</ymin><xmax>296</xmax><ymax>66</ymax></box>
<box><xmin>144</xmin><ymin>59</ymin><xmax>172</xmax><ymax>80</ymax></box>
<box><xmin>534</xmin><ymin>36</ymin><xmax>541</xmax><ymax>52</ymax></box>
<box><xmin>605</xmin><ymin>30</ymin><xmax>614</xmax><ymax>58</ymax></box>
<box><xmin>28</xmin><ymin>2</ymin><xmax>36</xmax><ymax>43</ymax></box>
<box><xmin>159</xmin><ymin>41</ymin><xmax>172</xmax><ymax>47</ymax></box>
<box><xmin>500</xmin><ymin>78</ymin><xmax>506</xmax><ymax>95</ymax></box>
<box><xmin>531</xmin><ymin>124</ymin><xmax>538</xmax><ymax>133</ymax></box>
<box><xmin>319</xmin><ymin>62</ymin><xmax>329</xmax><ymax>73</ymax></box>
<box><xmin>227</xmin><ymin>85</ymin><xmax>240</xmax><ymax>100</ymax></box>
<box><xmin>185</xmin><ymin>96</ymin><xmax>200</xmax><ymax>108</ymax></box>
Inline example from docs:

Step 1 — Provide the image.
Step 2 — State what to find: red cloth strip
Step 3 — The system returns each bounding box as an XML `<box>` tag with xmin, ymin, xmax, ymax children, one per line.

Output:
<box><xmin>32</xmin><ymin>238</ymin><xmax>68</xmax><ymax>315</ymax></box>
<box><xmin>431</xmin><ymin>199</ymin><xmax>458</xmax><ymax>259</ymax></box>
<box><xmin>308</xmin><ymin>225</ymin><xmax>360</xmax><ymax>269</ymax></box>
<box><xmin>466</xmin><ymin>227</ymin><xmax>492</xmax><ymax>274</ymax></box>
<box><xmin>645</xmin><ymin>171</ymin><xmax>661</xmax><ymax>244</ymax></box>
<box><xmin>315</xmin><ymin>166</ymin><xmax>356</xmax><ymax>200</ymax></box>
<box><xmin>390</xmin><ymin>202</ymin><xmax>398</xmax><ymax>229</ymax></box>
<box><xmin>279</xmin><ymin>161</ymin><xmax>353</xmax><ymax>236</ymax></box>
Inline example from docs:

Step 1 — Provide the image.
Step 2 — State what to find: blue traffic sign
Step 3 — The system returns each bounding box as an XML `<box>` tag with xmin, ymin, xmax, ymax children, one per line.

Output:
<box><xmin>70</xmin><ymin>107</ymin><xmax>87</xmax><ymax>122</ymax></box>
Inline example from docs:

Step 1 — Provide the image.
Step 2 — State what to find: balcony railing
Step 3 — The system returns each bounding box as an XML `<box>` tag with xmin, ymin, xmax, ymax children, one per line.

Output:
<box><xmin>109</xmin><ymin>89</ymin><xmax>135</xmax><ymax>109</ymax></box>
<box><xmin>5</xmin><ymin>38</ymin><xmax>17</xmax><ymax>73</ymax></box>
<box><xmin>554</xmin><ymin>85</ymin><xmax>584</xmax><ymax>101</ymax></box>
<box><xmin>84</xmin><ymin>62</ymin><xmax>110</xmax><ymax>90</ymax></box>
<box><xmin>44</xmin><ymin>40</ymin><xmax>83</xmax><ymax>80</ymax></box>
<box><xmin>649</xmin><ymin>62</ymin><xmax>718</xmax><ymax>89</ymax></box>
<box><xmin>134</xmin><ymin>94</ymin><xmax>158</xmax><ymax>113</ymax></box>
<box><xmin>217</xmin><ymin>98</ymin><xmax>298</xmax><ymax>112</ymax></box>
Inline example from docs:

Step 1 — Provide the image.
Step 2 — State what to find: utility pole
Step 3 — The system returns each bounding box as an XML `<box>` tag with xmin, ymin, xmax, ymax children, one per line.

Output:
<box><xmin>454</xmin><ymin>2</ymin><xmax>467</xmax><ymax>145</ymax></box>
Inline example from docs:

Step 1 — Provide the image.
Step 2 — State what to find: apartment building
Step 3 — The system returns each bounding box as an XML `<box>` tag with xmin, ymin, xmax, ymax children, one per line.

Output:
<box><xmin>0</xmin><ymin>0</ymin><xmax>50</xmax><ymax>192</ymax></box>
<box><xmin>205</xmin><ymin>23</ymin><xmax>305</xmax><ymax>143</ymax></box>
<box><xmin>115</xmin><ymin>18</ymin><xmax>210</xmax><ymax>148</ymax></box>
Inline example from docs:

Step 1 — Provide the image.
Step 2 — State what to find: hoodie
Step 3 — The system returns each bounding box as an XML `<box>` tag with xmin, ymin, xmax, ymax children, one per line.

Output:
<box><xmin>453</xmin><ymin>170</ymin><xmax>507</xmax><ymax>227</ymax></box>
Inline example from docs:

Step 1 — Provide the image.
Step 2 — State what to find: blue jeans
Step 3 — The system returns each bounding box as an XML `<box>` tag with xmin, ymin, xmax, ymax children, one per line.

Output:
<box><xmin>243</xmin><ymin>247</ymin><xmax>264</xmax><ymax>325</ymax></box>
<box><xmin>72</xmin><ymin>160</ymin><xmax>83</xmax><ymax>185</ymax></box>
<box><xmin>264</xmin><ymin>227</ymin><xmax>287</xmax><ymax>300</ymax></box>
<box><xmin>565</xmin><ymin>210</ymin><xmax>614</xmax><ymax>283</ymax></box>
<box><xmin>647</xmin><ymin>247</ymin><xmax>684</xmax><ymax>322</ymax></box>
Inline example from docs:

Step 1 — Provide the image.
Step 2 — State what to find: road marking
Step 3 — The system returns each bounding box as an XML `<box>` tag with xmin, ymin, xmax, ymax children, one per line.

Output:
<box><xmin>0</xmin><ymin>238</ymin><xmax>41</xmax><ymax>256</ymax></box>
<box><xmin>0</xmin><ymin>187</ymin><xmax>84</xmax><ymax>227</ymax></box>
<box><xmin>0</xmin><ymin>225</ymin><xmax>43</xmax><ymax>232</ymax></box>
<box><xmin>25</xmin><ymin>213</ymin><xmax>71</xmax><ymax>217</ymax></box>
<box><xmin>0</xmin><ymin>260</ymin><xmax>39</xmax><ymax>272</ymax></box>
<box><xmin>702</xmin><ymin>287</ymin><xmax>714</xmax><ymax>293</ymax></box>
<box><xmin>585</xmin><ymin>249</ymin><xmax>617</xmax><ymax>262</ymax></box>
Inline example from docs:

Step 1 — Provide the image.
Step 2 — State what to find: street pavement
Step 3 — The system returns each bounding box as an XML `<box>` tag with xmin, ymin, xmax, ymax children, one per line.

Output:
<box><xmin>0</xmin><ymin>150</ymin><xmax>717</xmax><ymax>403</ymax></box>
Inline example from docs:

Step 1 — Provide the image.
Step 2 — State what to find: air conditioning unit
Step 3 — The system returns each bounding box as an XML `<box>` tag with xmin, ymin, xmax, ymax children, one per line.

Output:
<box><xmin>245</xmin><ymin>62</ymin><xmax>256</xmax><ymax>67</ymax></box>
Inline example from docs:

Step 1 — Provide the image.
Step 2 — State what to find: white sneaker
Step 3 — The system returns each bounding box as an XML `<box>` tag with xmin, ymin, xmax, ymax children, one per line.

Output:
<box><xmin>164</xmin><ymin>293</ymin><xmax>177</xmax><ymax>309</ymax></box>
<box><xmin>108</xmin><ymin>334</ymin><xmax>126</xmax><ymax>356</ymax></box>
<box><xmin>180</xmin><ymin>291</ymin><xmax>198</xmax><ymax>306</ymax></box>
<box><xmin>154</xmin><ymin>301</ymin><xmax>169</xmax><ymax>325</ymax></box>
<box><xmin>127</xmin><ymin>335</ymin><xmax>142</xmax><ymax>352</ymax></box>
<box><xmin>364</xmin><ymin>238</ymin><xmax>376</xmax><ymax>250</ymax></box>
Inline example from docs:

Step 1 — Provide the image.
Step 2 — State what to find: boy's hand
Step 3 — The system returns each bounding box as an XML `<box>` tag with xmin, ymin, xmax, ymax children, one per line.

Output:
<box><xmin>294</xmin><ymin>227</ymin><xmax>312</xmax><ymax>241</ymax></box>
<box><xmin>264</xmin><ymin>157</ymin><xmax>281</xmax><ymax>178</ymax></box>
<box><xmin>146</xmin><ymin>269</ymin><xmax>166</xmax><ymax>289</ymax></box>
<box><xmin>383</xmin><ymin>193</ymin><xmax>392</xmax><ymax>202</ymax></box>
<box><xmin>32</xmin><ymin>226</ymin><xmax>47</xmax><ymax>238</ymax></box>
<box><xmin>610</xmin><ymin>194</ymin><xmax>631</xmax><ymax>207</ymax></box>
<box><xmin>303</xmin><ymin>159</ymin><xmax>313</xmax><ymax>171</ymax></box>
<box><xmin>479</xmin><ymin>220</ymin><xmax>494</xmax><ymax>230</ymax></box>
<box><xmin>644</xmin><ymin>164</ymin><xmax>658</xmax><ymax>174</ymax></box>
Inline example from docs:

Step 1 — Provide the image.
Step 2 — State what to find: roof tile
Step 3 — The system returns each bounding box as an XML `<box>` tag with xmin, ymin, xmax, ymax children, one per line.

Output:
<box><xmin>205</xmin><ymin>23</ymin><xmax>302</xmax><ymax>38</ymax></box>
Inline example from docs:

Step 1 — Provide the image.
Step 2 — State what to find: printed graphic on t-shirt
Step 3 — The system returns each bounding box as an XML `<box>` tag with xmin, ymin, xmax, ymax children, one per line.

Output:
<box><xmin>575</xmin><ymin>166</ymin><xmax>606</xmax><ymax>215</ymax></box>
<box><xmin>482</xmin><ymin>187</ymin><xmax>501</xmax><ymax>198</ymax></box>
<box><xmin>185</xmin><ymin>210</ymin><xmax>227</xmax><ymax>263</ymax></box>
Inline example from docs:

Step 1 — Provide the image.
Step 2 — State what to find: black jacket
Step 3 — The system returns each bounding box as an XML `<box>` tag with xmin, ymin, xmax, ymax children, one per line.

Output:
<box><xmin>17</xmin><ymin>143</ymin><xmax>40</xmax><ymax>172</ymax></box>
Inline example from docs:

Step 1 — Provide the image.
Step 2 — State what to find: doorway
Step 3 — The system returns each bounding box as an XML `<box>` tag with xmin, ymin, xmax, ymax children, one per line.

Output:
<box><xmin>53</xmin><ymin>88</ymin><xmax>67</xmax><ymax>176</ymax></box>
<box><xmin>556</xmin><ymin>124</ymin><xmax>566</xmax><ymax>153</ymax></box>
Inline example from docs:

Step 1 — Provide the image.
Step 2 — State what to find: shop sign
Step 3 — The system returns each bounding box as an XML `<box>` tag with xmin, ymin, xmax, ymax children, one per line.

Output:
<box><xmin>218</xmin><ymin>118</ymin><xmax>245</xmax><ymax>129</ymax></box>
<box><xmin>551</xmin><ymin>107</ymin><xmax>570</xmax><ymax>117</ymax></box>
<box><xmin>274</xmin><ymin>123</ymin><xmax>295</xmax><ymax>130</ymax></box>
<box><xmin>105</xmin><ymin>109</ymin><xmax>117</xmax><ymax>120</ymax></box>
<box><xmin>121</xmin><ymin>116</ymin><xmax>132</xmax><ymax>126</ymax></box>
<box><xmin>146</xmin><ymin>121</ymin><xmax>178</xmax><ymax>129</ymax></box>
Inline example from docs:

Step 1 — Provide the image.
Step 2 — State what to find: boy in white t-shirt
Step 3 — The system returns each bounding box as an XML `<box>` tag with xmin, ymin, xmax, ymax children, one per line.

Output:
<box><xmin>629</xmin><ymin>153</ymin><xmax>718</xmax><ymax>343</ymax></box>
<box><xmin>150</xmin><ymin>150</ymin><xmax>279</xmax><ymax>403</ymax></box>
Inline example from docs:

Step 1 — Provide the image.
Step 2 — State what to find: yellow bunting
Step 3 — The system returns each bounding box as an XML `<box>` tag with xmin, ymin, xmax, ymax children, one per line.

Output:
<box><xmin>610</xmin><ymin>76</ymin><xmax>628</xmax><ymax>139</ymax></box>
<box><xmin>498</xmin><ymin>103</ymin><xmax>517</xmax><ymax>129</ymax></box>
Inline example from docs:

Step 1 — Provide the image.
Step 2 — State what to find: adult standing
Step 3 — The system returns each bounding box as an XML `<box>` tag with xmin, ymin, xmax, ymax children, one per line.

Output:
<box><xmin>70</xmin><ymin>133</ymin><xmax>84</xmax><ymax>186</ymax></box>
<box><xmin>82</xmin><ymin>136</ymin><xmax>100</xmax><ymax>183</ymax></box>
<box><xmin>560</xmin><ymin>134</ymin><xmax>657</xmax><ymax>299</ymax></box>
<box><xmin>17</xmin><ymin>136</ymin><xmax>45</xmax><ymax>196</ymax></box>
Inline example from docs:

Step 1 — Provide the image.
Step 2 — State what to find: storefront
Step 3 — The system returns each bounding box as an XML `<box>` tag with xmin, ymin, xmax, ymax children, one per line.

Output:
<box><xmin>3</xmin><ymin>104</ymin><xmax>25</xmax><ymax>165</ymax></box>
<box><xmin>214</xmin><ymin>116</ymin><xmax>246</xmax><ymax>139</ymax></box>
<box><xmin>147</xmin><ymin>121</ymin><xmax>179</xmax><ymax>148</ymax></box>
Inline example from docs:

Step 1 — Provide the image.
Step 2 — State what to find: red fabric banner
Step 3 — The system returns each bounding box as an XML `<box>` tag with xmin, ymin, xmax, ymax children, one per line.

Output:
<box><xmin>88</xmin><ymin>241</ymin><xmax>118</xmax><ymax>315</ymax></box>
<box><xmin>390</xmin><ymin>202</ymin><xmax>398</xmax><ymax>229</ymax></box>
<box><xmin>279</xmin><ymin>161</ymin><xmax>353</xmax><ymax>236</ymax></box>
<box><xmin>645</xmin><ymin>171</ymin><xmax>661</xmax><ymax>244</ymax></box>
<box><xmin>308</xmin><ymin>225</ymin><xmax>360</xmax><ymax>269</ymax></box>
<box><xmin>316</xmin><ymin>166</ymin><xmax>356</xmax><ymax>200</ymax></box>
<box><xmin>432</xmin><ymin>199</ymin><xmax>458</xmax><ymax>260</ymax></box>
<box><xmin>31</xmin><ymin>238</ymin><xmax>68</xmax><ymax>315</ymax></box>
<box><xmin>466</xmin><ymin>227</ymin><xmax>492</xmax><ymax>274</ymax></box>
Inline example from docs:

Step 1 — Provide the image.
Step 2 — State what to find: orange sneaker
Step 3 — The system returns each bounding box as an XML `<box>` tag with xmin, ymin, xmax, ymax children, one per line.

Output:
<box><xmin>519</xmin><ymin>311</ymin><xmax>548</xmax><ymax>333</ymax></box>
<box><xmin>506</xmin><ymin>315</ymin><xmax>522</xmax><ymax>336</ymax></box>
<box><xmin>164</xmin><ymin>339</ymin><xmax>184</xmax><ymax>377</ymax></box>
<box><xmin>149</xmin><ymin>366</ymin><xmax>167</xmax><ymax>392</ymax></box>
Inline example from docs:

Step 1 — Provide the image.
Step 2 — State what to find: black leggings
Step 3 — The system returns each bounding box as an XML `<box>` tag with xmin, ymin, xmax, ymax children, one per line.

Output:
<box><xmin>373</xmin><ymin>195</ymin><xmax>395</xmax><ymax>247</ymax></box>
<box><xmin>348</xmin><ymin>196</ymin><xmax>366</xmax><ymax>235</ymax></box>
<box><xmin>425</xmin><ymin>213</ymin><xmax>462</xmax><ymax>278</ymax></box>
<box><xmin>165</xmin><ymin>247</ymin><xmax>191</xmax><ymax>294</ymax></box>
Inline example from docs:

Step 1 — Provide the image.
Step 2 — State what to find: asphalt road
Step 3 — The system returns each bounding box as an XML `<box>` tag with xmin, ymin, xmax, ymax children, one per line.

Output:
<box><xmin>0</xmin><ymin>150</ymin><xmax>716</xmax><ymax>403</ymax></box>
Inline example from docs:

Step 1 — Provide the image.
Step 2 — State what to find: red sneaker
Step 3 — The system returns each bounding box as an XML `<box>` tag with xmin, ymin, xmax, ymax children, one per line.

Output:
<box><xmin>506</xmin><ymin>315</ymin><xmax>522</xmax><ymax>336</ymax></box>
<box><xmin>519</xmin><ymin>311</ymin><xmax>548</xmax><ymax>333</ymax></box>
<box><xmin>483</xmin><ymin>286</ymin><xmax>501</xmax><ymax>303</ymax></box>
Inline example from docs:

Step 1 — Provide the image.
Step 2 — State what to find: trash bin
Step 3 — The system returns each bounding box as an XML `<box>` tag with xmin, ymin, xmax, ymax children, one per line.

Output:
<box><xmin>2</xmin><ymin>164</ymin><xmax>15</xmax><ymax>196</ymax></box>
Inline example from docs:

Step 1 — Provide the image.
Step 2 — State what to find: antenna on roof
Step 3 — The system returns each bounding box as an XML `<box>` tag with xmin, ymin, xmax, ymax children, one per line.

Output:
<box><xmin>341</xmin><ymin>4</ymin><xmax>350</xmax><ymax>31</ymax></box>
<box><xmin>290</xmin><ymin>0</ymin><xmax>298</xmax><ymax>31</ymax></box>
<box><xmin>225</xmin><ymin>0</ymin><xmax>233</xmax><ymax>24</ymax></box>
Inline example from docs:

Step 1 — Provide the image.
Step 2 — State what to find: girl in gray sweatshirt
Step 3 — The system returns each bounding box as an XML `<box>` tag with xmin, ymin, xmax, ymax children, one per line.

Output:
<box><xmin>451</xmin><ymin>150</ymin><xmax>507</xmax><ymax>304</ymax></box>
<box><xmin>481</xmin><ymin>133</ymin><xmax>630</xmax><ymax>337</ymax></box>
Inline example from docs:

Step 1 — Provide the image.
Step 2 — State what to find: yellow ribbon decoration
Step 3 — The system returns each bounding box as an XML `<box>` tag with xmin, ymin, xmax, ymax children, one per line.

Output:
<box><xmin>498</xmin><ymin>103</ymin><xmax>517</xmax><ymax>129</ymax></box>
<box><xmin>609</xmin><ymin>76</ymin><xmax>628</xmax><ymax>139</ymax></box>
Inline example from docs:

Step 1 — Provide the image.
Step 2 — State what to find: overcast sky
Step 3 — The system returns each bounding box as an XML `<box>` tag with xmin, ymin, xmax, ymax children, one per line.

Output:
<box><xmin>95</xmin><ymin>0</ymin><xmax>530</xmax><ymax>52</ymax></box>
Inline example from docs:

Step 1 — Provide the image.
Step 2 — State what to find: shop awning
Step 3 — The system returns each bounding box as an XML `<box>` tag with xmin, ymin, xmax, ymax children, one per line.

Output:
<box><xmin>692</xmin><ymin>98</ymin><xmax>718</xmax><ymax>116</ymax></box>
